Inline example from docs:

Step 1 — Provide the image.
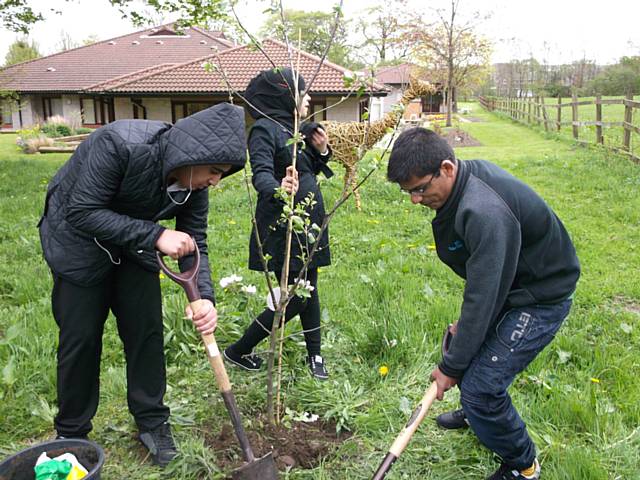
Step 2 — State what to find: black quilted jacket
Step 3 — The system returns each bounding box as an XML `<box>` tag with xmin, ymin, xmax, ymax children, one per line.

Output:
<box><xmin>248</xmin><ymin>119</ymin><xmax>332</xmax><ymax>272</ymax></box>
<box><xmin>39</xmin><ymin>103</ymin><xmax>247</xmax><ymax>302</ymax></box>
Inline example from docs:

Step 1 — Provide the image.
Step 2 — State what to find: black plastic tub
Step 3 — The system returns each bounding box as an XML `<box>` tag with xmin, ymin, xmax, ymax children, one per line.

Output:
<box><xmin>0</xmin><ymin>439</ymin><xmax>104</xmax><ymax>480</ymax></box>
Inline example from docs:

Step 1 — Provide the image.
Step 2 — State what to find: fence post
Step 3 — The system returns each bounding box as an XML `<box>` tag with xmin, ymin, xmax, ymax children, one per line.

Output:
<box><xmin>571</xmin><ymin>92</ymin><xmax>579</xmax><ymax>139</ymax></box>
<box><xmin>541</xmin><ymin>96</ymin><xmax>549</xmax><ymax>132</ymax></box>
<box><xmin>535</xmin><ymin>96</ymin><xmax>540</xmax><ymax>126</ymax></box>
<box><xmin>557</xmin><ymin>95</ymin><xmax>562</xmax><ymax>132</ymax></box>
<box><xmin>623</xmin><ymin>91</ymin><xmax>633</xmax><ymax>152</ymax></box>
<box><xmin>595</xmin><ymin>95</ymin><xmax>603</xmax><ymax>145</ymax></box>
<box><xmin>528</xmin><ymin>96</ymin><xmax>532</xmax><ymax>124</ymax></box>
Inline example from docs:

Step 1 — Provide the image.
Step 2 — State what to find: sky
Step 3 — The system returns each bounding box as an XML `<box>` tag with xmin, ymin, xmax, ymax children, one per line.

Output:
<box><xmin>1</xmin><ymin>0</ymin><xmax>639</xmax><ymax>66</ymax></box>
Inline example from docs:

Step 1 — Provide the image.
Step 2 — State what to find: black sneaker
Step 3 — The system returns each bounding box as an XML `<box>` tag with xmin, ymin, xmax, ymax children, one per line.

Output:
<box><xmin>307</xmin><ymin>354</ymin><xmax>329</xmax><ymax>380</ymax></box>
<box><xmin>223</xmin><ymin>346</ymin><xmax>263</xmax><ymax>371</ymax></box>
<box><xmin>139</xmin><ymin>422</ymin><xmax>177</xmax><ymax>467</ymax></box>
<box><xmin>486</xmin><ymin>458</ymin><xmax>540</xmax><ymax>480</ymax></box>
<box><xmin>435</xmin><ymin>408</ymin><xmax>469</xmax><ymax>429</ymax></box>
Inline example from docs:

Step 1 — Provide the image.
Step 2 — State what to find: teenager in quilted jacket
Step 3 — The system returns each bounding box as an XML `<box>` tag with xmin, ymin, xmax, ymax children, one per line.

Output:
<box><xmin>224</xmin><ymin>68</ymin><xmax>334</xmax><ymax>380</ymax></box>
<box><xmin>38</xmin><ymin>103</ymin><xmax>246</xmax><ymax>466</ymax></box>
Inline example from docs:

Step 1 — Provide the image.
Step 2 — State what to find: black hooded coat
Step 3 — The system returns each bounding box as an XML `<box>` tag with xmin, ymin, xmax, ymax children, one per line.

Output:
<box><xmin>245</xmin><ymin>68</ymin><xmax>333</xmax><ymax>272</ymax></box>
<box><xmin>38</xmin><ymin>103</ymin><xmax>247</xmax><ymax>302</ymax></box>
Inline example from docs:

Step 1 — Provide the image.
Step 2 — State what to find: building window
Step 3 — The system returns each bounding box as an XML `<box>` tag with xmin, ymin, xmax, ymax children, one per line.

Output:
<box><xmin>81</xmin><ymin>98</ymin><xmax>96</xmax><ymax>124</ymax></box>
<box><xmin>359</xmin><ymin>98</ymin><xmax>370</xmax><ymax>121</ymax></box>
<box><xmin>1</xmin><ymin>101</ymin><xmax>12</xmax><ymax>126</ymax></box>
<box><xmin>421</xmin><ymin>92</ymin><xmax>443</xmax><ymax>113</ymax></box>
<box><xmin>42</xmin><ymin>97</ymin><xmax>63</xmax><ymax>120</ymax></box>
<box><xmin>171</xmin><ymin>101</ymin><xmax>215</xmax><ymax>123</ymax></box>
<box><xmin>132</xmin><ymin>98</ymin><xmax>147</xmax><ymax>119</ymax></box>
<box><xmin>307</xmin><ymin>100</ymin><xmax>327</xmax><ymax>122</ymax></box>
<box><xmin>80</xmin><ymin>97</ymin><xmax>114</xmax><ymax>125</ymax></box>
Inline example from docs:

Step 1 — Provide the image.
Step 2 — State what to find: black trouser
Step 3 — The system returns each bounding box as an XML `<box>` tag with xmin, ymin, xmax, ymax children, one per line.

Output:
<box><xmin>233</xmin><ymin>268</ymin><xmax>321</xmax><ymax>356</ymax></box>
<box><xmin>51</xmin><ymin>259</ymin><xmax>169</xmax><ymax>437</ymax></box>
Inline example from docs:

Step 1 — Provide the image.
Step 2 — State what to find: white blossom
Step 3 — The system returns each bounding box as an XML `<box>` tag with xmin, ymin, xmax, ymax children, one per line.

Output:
<box><xmin>296</xmin><ymin>279</ymin><xmax>315</xmax><ymax>292</ymax></box>
<box><xmin>241</xmin><ymin>284</ymin><xmax>257</xmax><ymax>295</ymax></box>
<box><xmin>219</xmin><ymin>274</ymin><xmax>243</xmax><ymax>288</ymax></box>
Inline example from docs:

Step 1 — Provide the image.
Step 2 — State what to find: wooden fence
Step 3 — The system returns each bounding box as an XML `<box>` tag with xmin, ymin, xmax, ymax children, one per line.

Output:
<box><xmin>478</xmin><ymin>94</ymin><xmax>640</xmax><ymax>163</ymax></box>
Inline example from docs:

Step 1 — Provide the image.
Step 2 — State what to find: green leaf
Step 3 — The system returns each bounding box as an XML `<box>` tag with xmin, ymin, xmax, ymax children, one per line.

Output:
<box><xmin>292</xmin><ymin>215</ymin><xmax>305</xmax><ymax>232</ymax></box>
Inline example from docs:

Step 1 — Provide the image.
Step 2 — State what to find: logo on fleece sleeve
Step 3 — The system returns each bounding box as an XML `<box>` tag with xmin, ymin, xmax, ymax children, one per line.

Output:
<box><xmin>448</xmin><ymin>239</ymin><xmax>464</xmax><ymax>251</ymax></box>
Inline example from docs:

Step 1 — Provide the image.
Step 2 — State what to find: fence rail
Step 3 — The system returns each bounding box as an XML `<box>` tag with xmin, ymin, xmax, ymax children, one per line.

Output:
<box><xmin>478</xmin><ymin>94</ymin><xmax>639</xmax><ymax>163</ymax></box>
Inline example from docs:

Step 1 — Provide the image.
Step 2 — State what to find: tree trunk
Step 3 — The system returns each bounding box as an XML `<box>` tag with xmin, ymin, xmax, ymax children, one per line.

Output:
<box><xmin>446</xmin><ymin>71</ymin><xmax>453</xmax><ymax>127</ymax></box>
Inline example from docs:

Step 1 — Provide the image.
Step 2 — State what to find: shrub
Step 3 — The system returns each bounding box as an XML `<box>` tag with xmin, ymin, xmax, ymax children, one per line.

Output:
<box><xmin>41</xmin><ymin>115</ymin><xmax>73</xmax><ymax>138</ymax></box>
<box><xmin>75</xmin><ymin>127</ymin><xmax>94</xmax><ymax>134</ymax></box>
<box><xmin>41</xmin><ymin>123</ymin><xmax>72</xmax><ymax>138</ymax></box>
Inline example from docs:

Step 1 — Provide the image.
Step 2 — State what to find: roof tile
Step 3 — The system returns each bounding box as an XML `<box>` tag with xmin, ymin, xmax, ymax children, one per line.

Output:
<box><xmin>0</xmin><ymin>24</ymin><xmax>232</xmax><ymax>92</ymax></box>
<box><xmin>104</xmin><ymin>39</ymin><xmax>386</xmax><ymax>94</ymax></box>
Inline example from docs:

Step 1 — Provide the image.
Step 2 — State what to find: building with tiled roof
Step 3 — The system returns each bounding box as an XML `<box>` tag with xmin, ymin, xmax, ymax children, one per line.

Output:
<box><xmin>0</xmin><ymin>25</ymin><xmax>387</xmax><ymax>129</ymax></box>
<box><xmin>374</xmin><ymin>63</ymin><xmax>447</xmax><ymax>120</ymax></box>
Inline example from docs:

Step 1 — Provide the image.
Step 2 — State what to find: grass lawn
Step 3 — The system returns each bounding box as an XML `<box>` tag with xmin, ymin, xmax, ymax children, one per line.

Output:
<box><xmin>499</xmin><ymin>95</ymin><xmax>640</xmax><ymax>155</ymax></box>
<box><xmin>0</xmin><ymin>109</ymin><xmax>639</xmax><ymax>479</ymax></box>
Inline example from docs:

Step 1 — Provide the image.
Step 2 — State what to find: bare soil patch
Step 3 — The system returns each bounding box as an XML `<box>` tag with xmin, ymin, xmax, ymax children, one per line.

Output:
<box><xmin>205</xmin><ymin>417</ymin><xmax>351</xmax><ymax>476</ymax></box>
<box><xmin>613</xmin><ymin>295</ymin><xmax>640</xmax><ymax>316</ymax></box>
<box><xmin>441</xmin><ymin>128</ymin><xmax>482</xmax><ymax>148</ymax></box>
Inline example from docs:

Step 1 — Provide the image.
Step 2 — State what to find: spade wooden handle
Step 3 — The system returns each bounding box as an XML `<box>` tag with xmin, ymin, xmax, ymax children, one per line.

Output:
<box><xmin>190</xmin><ymin>299</ymin><xmax>231</xmax><ymax>393</ymax></box>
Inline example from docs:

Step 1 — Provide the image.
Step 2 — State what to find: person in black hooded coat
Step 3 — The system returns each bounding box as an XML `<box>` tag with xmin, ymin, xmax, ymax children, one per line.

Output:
<box><xmin>38</xmin><ymin>103</ymin><xmax>246</xmax><ymax>466</ymax></box>
<box><xmin>224</xmin><ymin>68</ymin><xmax>333</xmax><ymax>380</ymax></box>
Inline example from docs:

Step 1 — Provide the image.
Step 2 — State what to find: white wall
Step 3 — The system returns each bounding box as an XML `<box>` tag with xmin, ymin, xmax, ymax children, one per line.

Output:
<box><xmin>142</xmin><ymin>98</ymin><xmax>172</xmax><ymax>122</ymax></box>
<box><xmin>114</xmin><ymin>97</ymin><xmax>134</xmax><ymax>120</ymax></box>
<box><xmin>368</xmin><ymin>97</ymin><xmax>385</xmax><ymax>122</ymax></box>
<box><xmin>381</xmin><ymin>88</ymin><xmax>403</xmax><ymax>115</ymax></box>
<box><xmin>325</xmin><ymin>97</ymin><xmax>360</xmax><ymax>122</ymax></box>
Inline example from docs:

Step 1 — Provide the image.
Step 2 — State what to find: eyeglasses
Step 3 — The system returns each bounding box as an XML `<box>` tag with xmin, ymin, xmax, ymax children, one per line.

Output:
<box><xmin>401</xmin><ymin>171</ymin><xmax>440</xmax><ymax>196</ymax></box>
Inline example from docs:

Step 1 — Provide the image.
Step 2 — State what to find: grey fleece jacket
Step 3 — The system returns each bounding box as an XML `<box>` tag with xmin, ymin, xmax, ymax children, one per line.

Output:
<box><xmin>433</xmin><ymin>160</ymin><xmax>580</xmax><ymax>379</ymax></box>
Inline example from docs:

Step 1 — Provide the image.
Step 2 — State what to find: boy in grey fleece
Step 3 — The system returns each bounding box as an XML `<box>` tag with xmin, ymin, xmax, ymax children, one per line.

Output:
<box><xmin>387</xmin><ymin>128</ymin><xmax>579</xmax><ymax>480</ymax></box>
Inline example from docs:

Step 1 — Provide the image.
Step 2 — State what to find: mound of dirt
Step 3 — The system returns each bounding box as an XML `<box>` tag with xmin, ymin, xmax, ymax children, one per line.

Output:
<box><xmin>206</xmin><ymin>417</ymin><xmax>351</xmax><ymax>476</ymax></box>
<box><xmin>441</xmin><ymin>128</ymin><xmax>482</xmax><ymax>148</ymax></box>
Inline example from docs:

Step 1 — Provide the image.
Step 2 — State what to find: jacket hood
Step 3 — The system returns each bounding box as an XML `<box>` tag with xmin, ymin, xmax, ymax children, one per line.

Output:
<box><xmin>244</xmin><ymin>67</ymin><xmax>305</xmax><ymax>130</ymax></box>
<box><xmin>161</xmin><ymin>102</ymin><xmax>247</xmax><ymax>182</ymax></box>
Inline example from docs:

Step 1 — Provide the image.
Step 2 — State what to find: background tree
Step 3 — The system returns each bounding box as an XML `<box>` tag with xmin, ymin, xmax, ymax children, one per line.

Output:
<box><xmin>56</xmin><ymin>31</ymin><xmax>79</xmax><ymax>52</ymax></box>
<box><xmin>109</xmin><ymin>0</ymin><xmax>228</xmax><ymax>30</ymax></box>
<box><xmin>109</xmin><ymin>0</ymin><xmax>246</xmax><ymax>44</ymax></box>
<box><xmin>1</xmin><ymin>0</ymin><xmax>44</xmax><ymax>34</ymax></box>
<box><xmin>352</xmin><ymin>0</ymin><xmax>412</xmax><ymax>68</ymax></box>
<box><xmin>586</xmin><ymin>56</ymin><xmax>640</xmax><ymax>95</ymax></box>
<box><xmin>260</xmin><ymin>9</ymin><xmax>353</xmax><ymax>68</ymax></box>
<box><xmin>1</xmin><ymin>1</ymin><xmax>76</xmax><ymax>34</ymax></box>
<box><xmin>4</xmin><ymin>37</ymin><xmax>41</xmax><ymax>67</ymax></box>
<box><xmin>82</xmin><ymin>34</ymin><xmax>101</xmax><ymax>46</ymax></box>
<box><xmin>406</xmin><ymin>0</ymin><xmax>492</xmax><ymax>126</ymax></box>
